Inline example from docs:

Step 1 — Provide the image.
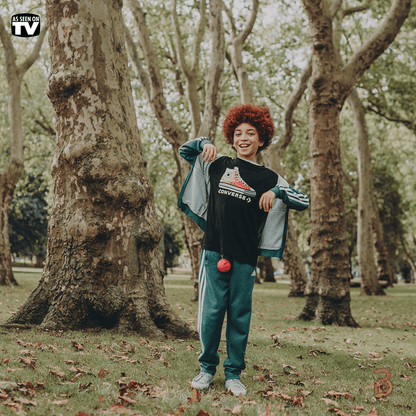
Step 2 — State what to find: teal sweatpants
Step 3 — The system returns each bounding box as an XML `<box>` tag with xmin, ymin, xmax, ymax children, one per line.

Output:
<box><xmin>197</xmin><ymin>249</ymin><xmax>256</xmax><ymax>380</ymax></box>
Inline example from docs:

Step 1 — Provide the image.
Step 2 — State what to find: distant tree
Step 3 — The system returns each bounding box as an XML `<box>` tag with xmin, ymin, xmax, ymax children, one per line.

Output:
<box><xmin>163</xmin><ymin>224</ymin><xmax>183</xmax><ymax>274</ymax></box>
<box><xmin>0</xmin><ymin>16</ymin><xmax>47</xmax><ymax>285</ymax></box>
<box><xmin>9</xmin><ymin>173</ymin><xmax>48</xmax><ymax>266</ymax></box>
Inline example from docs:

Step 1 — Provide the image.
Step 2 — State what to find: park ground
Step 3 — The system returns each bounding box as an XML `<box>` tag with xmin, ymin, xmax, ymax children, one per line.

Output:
<box><xmin>0</xmin><ymin>269</ymin><xmax>415</xmax><ymax>416</ymax></box>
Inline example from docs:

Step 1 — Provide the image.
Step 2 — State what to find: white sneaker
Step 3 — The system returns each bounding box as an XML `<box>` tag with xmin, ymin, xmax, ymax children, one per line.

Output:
<box><xmin>225</xmin><ymin>379</ymin><xmax>246</xmax><ymax>396</ymax></box>
<box><xmin>191</xmin><ymin>372</ymin><xmax>214</xmax><ymax>389</ymax></box>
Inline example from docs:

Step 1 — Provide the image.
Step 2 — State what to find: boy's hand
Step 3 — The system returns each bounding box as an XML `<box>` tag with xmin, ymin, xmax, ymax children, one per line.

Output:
<box><xmin>201</xmin><ymin>143</ymin><xmax>217</xmax><ymax>162</ymax></box>
<box><xmin>259</xmin><ymin>191</ymin><xmax>276</xmax><ymax>212</ymax></box>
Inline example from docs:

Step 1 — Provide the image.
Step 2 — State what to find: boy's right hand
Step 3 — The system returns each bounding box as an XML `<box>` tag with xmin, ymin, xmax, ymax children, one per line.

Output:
<box><xmin>201</xmin><ymin>143</ymin><xmax>217</xmax><ymax>162</ymax></box>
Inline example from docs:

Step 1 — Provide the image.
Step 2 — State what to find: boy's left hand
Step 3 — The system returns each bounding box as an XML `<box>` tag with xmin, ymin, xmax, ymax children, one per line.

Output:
<box><xmin>259</xmin><ymin>191</ymin><xmax>276</xmax><ymax>212</ymax></box>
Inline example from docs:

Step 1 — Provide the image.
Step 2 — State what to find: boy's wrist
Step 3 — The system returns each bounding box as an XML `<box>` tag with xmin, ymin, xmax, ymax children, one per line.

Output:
<box><xmin>200</xmin><ymin>138</ymin><xmax>212</xmax><ymax>149</ymax></box>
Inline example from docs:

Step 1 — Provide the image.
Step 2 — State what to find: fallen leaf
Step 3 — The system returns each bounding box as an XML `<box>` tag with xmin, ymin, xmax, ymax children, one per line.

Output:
<box><xmin>231</xmin><ymin>404</ymin><xmax>242</xmax><ymax>414</ymax></box>
<box><xmin>188</xmin><ymin>388</ymin><xmax>201</xmax><ymax>403</ymax></box>
<box><xmin>253</xmin><ymin>375</ymin><xmax>266</xmax><ymax>381</ymax></box>
<box><xmin>321</xmin><ymin>398</ymin><xmax>339</xmax><ymax>407</ymax></box>
<box><xmin>195</xmin><ymin>410</ymin><xmax>212</xmax><ymax>416</ymax></box>
<box><xmin>352</xmin><ymin>405</ymin><xmax>364</xmax><ymax>412</ymax></box>
<box><xmin>367</xmin><ymin>406</ymin><xmax>380</xmax><ymax>416</ymax></box>
<box><xmin>328</xmin><ymin>408</ymin><xmax>350</xmax><ymax>415</ymax></box>
<box><xmin>50</xmin><ymin>399</ymin><xmax>70</xmax><ymax>405</ymax></box>
<box><xmin>15</xmin><ymin>397</ymin><xmax>37</xmax><ymax>406</ymax></box>
<box><xmin>49</xmin><ymin>370</ymin><xmax>65</xmax><ymax>378</ymax></box>
<box><xmin>118</xmin><ymin>395</ymin><xmax>137</xmax><ymax>404</ymax></box>
<box><xmin>292</xmin><ymin>392</ymin><xmax>304</xmax><ymax>408</ymax></box>
<box><xmin>259</xmin><ymin>403</ymin><xmax>275</xmax><ymax>416</ymax></box>
<box><xmin>109</xmin><ymin>403</ymin><xmax>132</xmax><ymax>414</ymax></box>
<box><xmin>242</xmin><ymin>399</ymin><xmax>258</xmax><ymax>405</ymax></box>
<box><xmin>325</xmin><ymin>390</ymin><xmax>355</xmax><ymax>400</ymax></box>
<box><xmin>71</xmin><ymin>341</ymin><xmax>84</xmax><ymax>351</ymax></box>
<box><xmin>98</xmin><ymin>369</ymin><xmax>109</xmax><ymax>379</ymax></box>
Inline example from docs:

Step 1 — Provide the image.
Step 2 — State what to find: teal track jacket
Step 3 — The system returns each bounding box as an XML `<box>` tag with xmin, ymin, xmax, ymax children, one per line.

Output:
<box><xmin>178</xmin><ymin>138</ymin><xmax>309</xmax><ymax>259</ymax></box>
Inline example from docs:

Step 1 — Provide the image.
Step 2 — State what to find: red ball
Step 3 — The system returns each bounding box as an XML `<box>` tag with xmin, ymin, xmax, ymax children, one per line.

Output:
<box><xmin>217</xmin><ymin>259</ymin><xmax>231</xmax><ymax>273</ymax></box>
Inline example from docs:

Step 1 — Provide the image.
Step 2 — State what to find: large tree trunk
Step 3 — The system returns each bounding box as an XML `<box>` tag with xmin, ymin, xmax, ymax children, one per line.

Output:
<box><xmin>298</xmin><ymin>0</ymin><xmax>410</xmax><ymax>326</ymax></box>
<box><xmin>0</xmin><ymin>19</ymin><xmax>47</xmax><ymax>286</ymax></box>
<box><xmin>347</xmin><ymin>88</ymin><xmax>385</xmax><ymax>295</ymax></box>
<box><xmin>6</xmin><ymin>0</ymin><xmax>196</xmax><ymax>339</ymax></box>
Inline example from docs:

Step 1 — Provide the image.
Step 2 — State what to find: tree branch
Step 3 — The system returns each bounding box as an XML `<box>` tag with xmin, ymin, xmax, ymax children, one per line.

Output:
<box><xmin>342</xmin><ymin>0</ymin><xmax>411</xmax><ymax>91</ymax></box>
<box><xmin>171</xmin><ymin>0</ymin><xmax>192</xmax><ymax>78</ymax></box>
<box><xmin>127</xmin><ymin>0</ymin><xmax>188</xmax><ymax>146</ymax></box>
<box><xmin>18</xmin><ymin>25</ymin><xmax>48</xmax><ymax>79</ymax></box>
<box><xmin>365</xmin><ymin>102</ymin><xmax>416</xmax><ymax>134</ymax></box>
<box><xmin>124</xmin><ymin>24</ymin><xmax>151</xmax><ymax>101</ymax></box>
<box><xmin>236</xmin><ymin>0</ymin><xmax>259</xmax><ymax>45</ymax></box>
<box><xmin>192</xmin><ymin>0</ymin><xmax>207</xmax><ymax>71</ymax></box>
<box><xmin>197</xmin><ymin>0</ymin><xmax>225</xmax><ymax>139</ymax></box>
<box><xmin>0</xmin><ymin>16</ymin><xmax>17</xmax><ymax>83</ymax></box>
<box><xmin>273</xmin><ymin>58</ymin><xmax>312</xmax><ymax>152</ymax></box>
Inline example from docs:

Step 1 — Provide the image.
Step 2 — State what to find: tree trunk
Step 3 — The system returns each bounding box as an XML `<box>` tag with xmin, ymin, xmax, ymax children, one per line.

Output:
<box><xmin>0</xmin><ymin>18</ymin><xmax>47</xmax><ymax>286</ymax></box>
<box><xmin>35</xmin><ymin>255</ymin><xmax>44</xmax><ymax>268</ymax></box>
<box><xmin>299</xmin><ymin>100</ymin><xmax>357</xmax><ymax>325</ymax></box>
<box><xmin>6</xmin><ymin>0</ymin><xmax>196</xmax><ymax>339</ymax></box>
<box><xmin>371</xmin><ymin>196</ymin><xmax>394</xmax><ymax>285</ymax></box>
<box><xmin>347</xmin><ymin>88</ymin><xmax>385</xmax><ymax>295</ymax></box>
<box><xmin>298</xmin><ymin>0</ymin><xmax>410</xmax><ymax>326</ymax></box>
<box><xmin>285</xmin><ymin>220</ymin><xmax>308</xmax><ymax>296</ymax></box>
<box><xmin>0</xmin><ymin>178</ymin><xmax>19</xmax><ymax>285</ymax></box>
<box><xmin>263</xmin><ymin>257</ymin><xmax>275</xmax><ymax>282</ymax></box>
<box><xmin>126</xmin><ymin>0</ymin><xmax>224</xmax><ymax>302</ymax></box>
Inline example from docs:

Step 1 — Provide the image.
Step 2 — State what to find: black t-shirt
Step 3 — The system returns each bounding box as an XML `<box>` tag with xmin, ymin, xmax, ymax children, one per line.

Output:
<box><xmin>202</xmin><ymin>157</ymin><xmax>278</xmax><ymax>266</ymax></box>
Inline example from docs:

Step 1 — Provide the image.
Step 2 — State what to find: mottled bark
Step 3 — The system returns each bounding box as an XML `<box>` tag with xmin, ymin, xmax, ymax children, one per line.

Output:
<box><xmin>0</xmin><ymin>18</ymin><xmax>47</xmax><ymax>286</ymax></box>
<box><xmin>298</xmin><ymin>0</ymin><xmax>410</xmax><ymax>325</ymax></box>
<box><xmin>6</xmin><ymin>0</ymin><xmax>196</xmax><ymax>339</ymax></box>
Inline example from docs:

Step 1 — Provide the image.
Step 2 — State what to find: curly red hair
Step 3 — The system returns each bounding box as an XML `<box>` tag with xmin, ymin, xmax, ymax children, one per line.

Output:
<box><xmin>222</xmin><ymin>103</ymin><xmax>275</xmax><ymax>152</ymax></box>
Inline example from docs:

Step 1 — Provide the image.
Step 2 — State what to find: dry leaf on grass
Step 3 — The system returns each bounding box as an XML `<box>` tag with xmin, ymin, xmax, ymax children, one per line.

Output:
<box><xmin>367</xmin><ymin>406</ymin><xmax>380</xmax><ymax>416</ymax></box>
<box><xmin>327</xmin><ymin>408</ymin><xmax>350</xmax><ymax>416</ymax></box>
<box><xmin>195</xmin><ymin>410</ymin><xmax>212</xmax><ymax>416</ymax></box>
<box><xmin>259</xmin><ymin>403</ymin><xmax>275</xmax><ymax>416</ymax></box>
<box><xmin>188</xmin><ymin>389</ymin><xmax>201</xmax><ymax>403</ymax></box>
<box><xmin>50</xmin><ymin>399</ymin><xmax>70</xmax><ymax>405</ymax></box>
<box><xmin>231</xmin><ymin>404</ymin><xmax>242</xmax><ymax>414</ymax></box>
<box><xmin>321</xmin><ymin>398</ymin><xmax>339</xmax><ymax>407</ymax></box>
<box><xmin>49</xmin><ymin>370</ymin><xmax>65</xmax><ymax>378</ymax></box>
<box><xmin>14</xmin><ymin>397</ymin><xmax>37</xmax><ymax>406</ymax></box>
<box><xmin>71</xmin><ymin>341</ymin><xmax>84</xmax><ymax>351</ymax></box>
<box><xmin>118</xmin><ymin>395</ymin><xmax>137</xmax><ymax>404</ymax></box>
<box><xmin>325</xmin><ymin>390</ymin><xmax>355</xmax><ymax>400</ymax></box>
<box><xmin>98</xmin><ymin>369</ymin><xmax>109</xmax><ymax>378</ymax></box>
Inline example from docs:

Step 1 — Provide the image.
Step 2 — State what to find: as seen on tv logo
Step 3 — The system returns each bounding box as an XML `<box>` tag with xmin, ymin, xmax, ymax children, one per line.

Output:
<box><xmin>11</xmin><ymin>14</ymin><xmax>41</xmax><ymax>37</ymax></box>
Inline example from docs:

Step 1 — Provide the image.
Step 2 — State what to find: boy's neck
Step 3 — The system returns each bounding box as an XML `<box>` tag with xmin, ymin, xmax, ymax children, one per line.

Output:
<box><xmin>237</xmin><ymin>156</ymin><xmax>260</xmax><ymax>165</ymax></box>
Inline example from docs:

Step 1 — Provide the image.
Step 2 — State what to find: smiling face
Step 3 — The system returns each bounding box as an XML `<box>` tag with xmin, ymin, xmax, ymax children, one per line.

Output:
<box><xmin>233</xmin><ymin>123</ymin><xmax>264</xmax><ymax>162</ymax></box>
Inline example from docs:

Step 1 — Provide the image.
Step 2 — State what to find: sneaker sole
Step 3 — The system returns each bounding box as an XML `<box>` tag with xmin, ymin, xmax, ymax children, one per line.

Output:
<box><xmin>191</xmin><ymin>381</ymin><xmax>213</xmax><ymax>389</ymax></box>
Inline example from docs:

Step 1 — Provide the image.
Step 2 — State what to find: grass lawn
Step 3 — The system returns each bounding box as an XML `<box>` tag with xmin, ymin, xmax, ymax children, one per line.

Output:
<box><xmin>0</xmin><ymin>269</ymin><xmax>415</xmax><ymax>415</ymax></box>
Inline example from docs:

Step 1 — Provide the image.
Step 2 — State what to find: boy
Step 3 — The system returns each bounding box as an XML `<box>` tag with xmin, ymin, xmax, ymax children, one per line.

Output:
<box><xmin>178</xmin><ymin>103</ymin><xmax>309</xmax><ymax>395</ymax></box>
